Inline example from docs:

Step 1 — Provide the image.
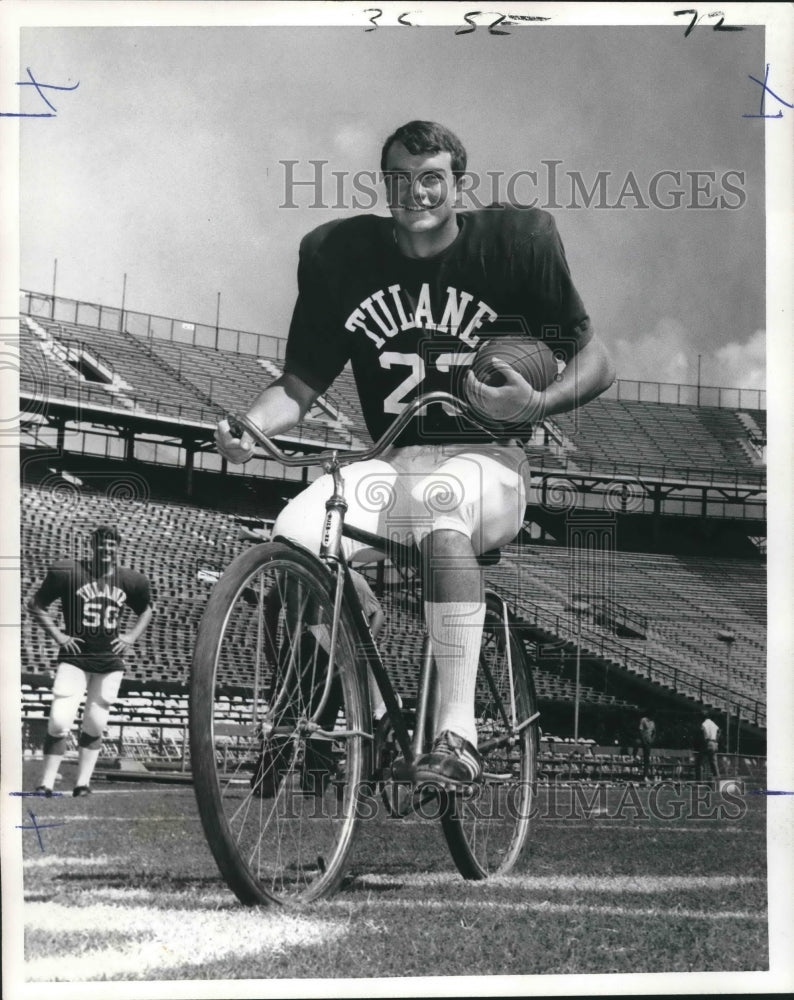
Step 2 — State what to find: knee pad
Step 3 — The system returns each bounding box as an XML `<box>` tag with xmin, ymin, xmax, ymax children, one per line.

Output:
<box><xmin>43</xmin><ymin>734</ymin><xmax>68</xmax><ymax>756</ymax></box>
<box><xmin>78</xmin><ymin>730</ymin><xmax>102</xmax><ymax>750</ymax></box>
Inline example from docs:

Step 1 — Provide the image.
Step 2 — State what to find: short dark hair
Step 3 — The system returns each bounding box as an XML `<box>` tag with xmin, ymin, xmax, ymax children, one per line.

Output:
<box><xmin>91</xmin><ymin>525</ymin><xmax>121</xmax><ymax>544</ymax></box>
<box><xmin>380</xmin><ymin>120</ymin><xmax>467</xmax><ymax>179</ymax></box>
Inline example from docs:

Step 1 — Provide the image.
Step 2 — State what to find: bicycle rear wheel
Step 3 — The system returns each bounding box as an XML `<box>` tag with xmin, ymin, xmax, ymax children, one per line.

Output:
<box><xmin>440</xmin><ymin>592</ymin><xmax>539</xmax><ymax>879</ymax></box>
<box><xmin>190</xmin><ymin>542</ymin><xmax>371</xmax><ymax>906</ymax></box>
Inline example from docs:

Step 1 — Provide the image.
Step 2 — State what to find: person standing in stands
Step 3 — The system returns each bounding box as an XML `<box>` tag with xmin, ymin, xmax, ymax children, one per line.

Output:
<box><xmin>633</xmin><ymin>709</ymin><xmax>657</xmax><ymax>783</ymax></box>
<box><xmin>26</xmin><ymin>525</ymin><xmax>154</xmax><ymax>797</ymax></box>
<box><xmin>693</xmin><ymin>711</ymin><xmax>721</xmax><ymax>783</ymax></box>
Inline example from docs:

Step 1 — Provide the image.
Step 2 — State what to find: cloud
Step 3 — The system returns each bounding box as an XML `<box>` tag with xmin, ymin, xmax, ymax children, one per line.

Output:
<box><xmin>609</xmin><ymin>317</ymin><xmax>693</xmax><ymax>385</ymax></box>
<box><xmin>609</xmin><ymin>321</ymin><xmax>766</xmax><ymax>391</ymax></box>
<box><xmin>712</xmin><ymin>329</ymin><xmax>766</xmax><ymax>391</ymax></box>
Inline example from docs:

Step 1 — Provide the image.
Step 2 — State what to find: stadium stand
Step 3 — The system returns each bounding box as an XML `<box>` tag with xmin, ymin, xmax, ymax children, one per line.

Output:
<box><xmin>19</xmin><ymin>291</ymin><xmax>767</xmax><ymax>767</ymax></box>
<box><xmin>548</xmin><ymin>397</ymin><xmax>765</xmax><ymax>478</ymax></box>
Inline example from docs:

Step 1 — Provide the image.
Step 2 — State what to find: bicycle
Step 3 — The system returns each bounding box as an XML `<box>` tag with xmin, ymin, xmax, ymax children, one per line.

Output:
<box><xmin>189</xmin><ymin>391</ymin><xmax>540</xmax><ymax>906</ymax></box>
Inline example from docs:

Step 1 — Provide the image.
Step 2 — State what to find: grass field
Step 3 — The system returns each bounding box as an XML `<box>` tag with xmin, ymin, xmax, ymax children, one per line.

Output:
<box><xmin>12</xmin><ymin>760</ymin><xmax>769</xmax><ymax>986</ymax></box>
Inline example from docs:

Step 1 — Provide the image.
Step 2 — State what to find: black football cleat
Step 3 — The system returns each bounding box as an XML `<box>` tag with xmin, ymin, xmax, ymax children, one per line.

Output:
<box><xmin>413</xmin><ymin>730</ymin><xmax>483</xmax><ymax>790</ymax></box>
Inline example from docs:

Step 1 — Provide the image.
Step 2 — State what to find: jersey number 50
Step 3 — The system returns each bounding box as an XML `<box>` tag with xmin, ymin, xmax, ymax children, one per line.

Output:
<box><xmin>83</xmin><ymin>600</ymin><xmax>119</xmax><ymax>630</ymax></box>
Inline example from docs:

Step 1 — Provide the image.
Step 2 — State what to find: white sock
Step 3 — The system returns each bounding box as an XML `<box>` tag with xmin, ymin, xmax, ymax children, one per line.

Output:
<box><xmin>369</xmin><ymin>670</ymin><xmax>386</xmax><ymax>720</ymax></box>
<box><xmin>424</xmin><ymin>600</ymin><xmax>485</xmax><ymax>746</ymax></box>
<box><xmin>40</xmin><ymin>754</ymin><xmax>63</xmax><ymax>789</ymax></box>
<box><xmin>369</xmin><ymin>670</ymin><xmax>402</xmax><ymax>721</ymax></box>
<box><xmin>75</xmin><ymin>747</ymin><xmax>101</xmax><ymax>788</ymax></box>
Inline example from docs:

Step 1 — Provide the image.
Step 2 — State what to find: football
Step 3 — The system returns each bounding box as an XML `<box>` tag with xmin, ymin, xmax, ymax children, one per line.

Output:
<box><xmin>471</xmin><ymin>337</ymin><xmax>559</xmax><ymax>390</ymax></box>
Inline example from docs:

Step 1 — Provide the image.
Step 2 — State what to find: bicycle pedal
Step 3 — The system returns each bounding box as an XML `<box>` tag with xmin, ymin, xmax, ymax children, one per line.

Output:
<box><xmin>417</xmin><ymin>777</ymin><xmax>481</xmax><ymax>799</ymax></box>
<box><xmin>380</xmin><ymin>779</ymin><xmax>418</xmax><ymax>818</ymax></box>
<box><xmin>388</xmin><ymin>757</ymin><xmax>415</xmax><ymax>783</ymax></box>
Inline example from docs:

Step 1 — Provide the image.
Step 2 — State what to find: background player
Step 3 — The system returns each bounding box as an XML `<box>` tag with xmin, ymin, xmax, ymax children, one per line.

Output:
<box><xmin>27</xmin><ymin>525</ymin><xmax>154</xmax><ymax>796</ymax></box>
<box><xmin>216</xmin><ymin>120</ymin><xmax>615</xmax><ymax>789</ymax></box>
<box><xmin>694</xmin><ymin>710</ymin><xmax>721</xmax><ymax>784</ymax></box>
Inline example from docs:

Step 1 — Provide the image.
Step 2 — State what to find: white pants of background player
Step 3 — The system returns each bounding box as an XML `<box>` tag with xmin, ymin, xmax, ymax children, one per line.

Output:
<box><xmin>39</xmin><ymin>662</ymin><xmax>124</xmax><ymax>791</ymax></box>
<box><xmin>274</xmin><ymin>442</ymin><xmax>529</xmax><ymax>745</ymax></box>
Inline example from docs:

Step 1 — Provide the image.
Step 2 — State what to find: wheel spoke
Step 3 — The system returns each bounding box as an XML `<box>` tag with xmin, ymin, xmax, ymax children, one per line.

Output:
<box><xmin>441</xmin><ymin>593</ymin><xmax>538</xmax><ymax>879</ymax></box>
<box><xmin>190</xmin><ymin>545</ymin><xmax>370</xmax><ymax>905</ymax></box>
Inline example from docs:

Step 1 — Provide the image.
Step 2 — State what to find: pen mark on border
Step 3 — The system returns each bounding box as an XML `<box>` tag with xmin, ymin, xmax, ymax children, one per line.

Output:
<box><xmin>0</xmin><ymin>67</ymin><xmax>79</xmax><ymax>119</ymax></box>
<box><xmin>9</xmin><ymin>790</ymin><xmax>64</xmax><ymax>798</ymax></box>
<box><xmin>742</xmin><ymin>63</ymin><xmax>793</xmax><ymax>119</ymax></box>
<box><xmin>16</xmin><ymin>809</ymin><xmax>67</xmax><ymax>852</ymax></box>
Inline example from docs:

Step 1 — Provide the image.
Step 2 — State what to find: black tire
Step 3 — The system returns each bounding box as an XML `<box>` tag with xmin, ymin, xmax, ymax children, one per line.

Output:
<box><xmin>440</xmin><ymin>591</ymin><xmax>539</xmax><ymax>879</ymax></box>
<box><xmin>190</xmin><ymin>542</ymin><xmax>371</xmax><ymax>906</ymax></box>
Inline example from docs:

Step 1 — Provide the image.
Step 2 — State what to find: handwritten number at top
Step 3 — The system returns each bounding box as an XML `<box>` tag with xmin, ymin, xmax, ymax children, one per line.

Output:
<box><xmin>363</xmin><ymin>9</ymin><xmax>514</xmax><ymax>34</ymax></box>
<box><xmin>455</xmin><ymin>12</ymin><xmax>511</xmax><ymax>35</ymax></box>
<box><xmin>363</xmin><ymin>8</ymin><xmax>382</xmax><ymax>31</ymax></box>
<box><xmin>674</xmin><ymin>9</ymin><xmax>744</xmax><ymax>36</ymax></box>
<box><xmin>362</xmin><ymin>8</ymin><xmax>747</xmax><ymax>35</ymax></box>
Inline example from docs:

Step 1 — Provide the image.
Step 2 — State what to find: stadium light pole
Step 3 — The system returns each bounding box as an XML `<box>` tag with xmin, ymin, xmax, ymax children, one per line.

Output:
<box><xmin>567</xmin><ymin>599</ymin><xmax>591</xmax><ymax>743</ymax></box>
<box><xmin>215</xmin><ymin>291</ymin><xmax>221</xmax><ymax>350</ymax></box>
<box><xmin>717</xmin><ymin>629</ymin><xmax>737</xmax><ymax>757</ymax></box>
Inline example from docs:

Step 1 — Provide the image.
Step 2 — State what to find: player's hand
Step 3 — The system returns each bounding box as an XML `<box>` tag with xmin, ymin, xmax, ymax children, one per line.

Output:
<box><xmin>111</xmin><ymin>633</ymin><xmax>135</xmax><ymax>654</ymax></box>
<box><xmin>214</xmin><ymin>417</ymin><xmax>255</xmax><ymax>464</ymax></box>
<box><xmin>57</xmin><ymin>634</ymin><xmax>84</xmax><ymax>656</ymax></box>
<box><xmin>464</xmin><ymin>360</ymin><xmax>545</xmax><ymax>426</ymax></box>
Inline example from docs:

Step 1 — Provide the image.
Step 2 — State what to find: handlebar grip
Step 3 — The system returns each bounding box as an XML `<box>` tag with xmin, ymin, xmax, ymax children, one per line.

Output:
<box><xmin>226</xmin><ymin>416</ymin><xmax>248</xmax><ymax>440</ymax></box>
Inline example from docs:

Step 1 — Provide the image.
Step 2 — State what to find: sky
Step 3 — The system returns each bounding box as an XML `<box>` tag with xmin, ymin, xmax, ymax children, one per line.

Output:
<box><xmin>13</xmin><ymin>16</ymin><xmax>771</xmax><ymax>390</ymax></box>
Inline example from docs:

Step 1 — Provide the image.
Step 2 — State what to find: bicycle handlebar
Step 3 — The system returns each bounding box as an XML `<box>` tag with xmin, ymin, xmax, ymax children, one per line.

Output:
<box><xmin>228</xmin><ymin>391</ymin><xmax>499</xmax><ymax>469</ymax></box>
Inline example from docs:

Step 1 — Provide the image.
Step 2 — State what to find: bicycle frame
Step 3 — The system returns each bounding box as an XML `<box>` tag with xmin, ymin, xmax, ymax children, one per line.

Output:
<box><xmin>230</xmin><ymin>391</ymin><xmax>526</xmax><ymax>770</ymax></box>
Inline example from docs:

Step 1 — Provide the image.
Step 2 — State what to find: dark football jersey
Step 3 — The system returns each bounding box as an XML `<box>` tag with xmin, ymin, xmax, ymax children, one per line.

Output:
<box><xmin>284</xmin><ymin>206</ymin><xmax>592</xmax><ymax>445</ymax></box>
<box><xmin>34</xmin><ymin>560</ymin><xmax>152</xmax><ymax>673</ymax></box>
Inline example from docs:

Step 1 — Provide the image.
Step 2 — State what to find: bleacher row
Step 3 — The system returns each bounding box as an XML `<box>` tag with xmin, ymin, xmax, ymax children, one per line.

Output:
<box><xmin>21</xmin><ymin>311</ymin><xmax>765</xmax><ymax>481</ymax></box>
<box><xmin>21</xmin><ymin>315</ymin><xmax>358</xmax><ymax>448</ymax></box>
<box><xmin>535</xmin><ymin>744</ymin><xmax>765</xmax><ymax>784</ymax></box>
<box><xmin>552</xmin><ymin>396</ymin><xmax>764</xmax><ymax>478</ymax></box>
<box><xmin>374</xmin><ymin>588</ymin><xmax>633</xmax><ymax>709</ymax></box>
<box><xmin>21</xmin><ymin>482</ymin><xmax>765</xmax><ymax>727</ymax></box>
<box><xmin>488</xmin><ymin>543</ymin><xmax>765</xmax><ymax>707</ymax></box>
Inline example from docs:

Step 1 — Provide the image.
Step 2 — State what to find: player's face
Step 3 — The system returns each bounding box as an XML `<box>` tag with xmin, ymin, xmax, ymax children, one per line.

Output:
<box><xmin>93</xmin><ymin>537</ymin><xmax>119</xmax><ymax>569</ymax></box>
<box><xmin>383</xmin><ymin>143</ymin><xmax>459</xmax><ymax>237</ymax></box>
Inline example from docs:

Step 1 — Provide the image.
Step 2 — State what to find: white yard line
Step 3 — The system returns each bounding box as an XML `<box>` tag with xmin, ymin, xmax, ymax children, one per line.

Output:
<box><xmin>354</xmin><ymin>872</ymin><xmax>762</xmax><ymax>892</ymax></box>
<box><xmin>25</xmin><ymin>902</ymin><xmax>346</xmax><ymax>982</ymax></box>
<box><xmin>325</xmin><ymin>896</ymin><xmax>766</xmax><ymax>923</ymax></box>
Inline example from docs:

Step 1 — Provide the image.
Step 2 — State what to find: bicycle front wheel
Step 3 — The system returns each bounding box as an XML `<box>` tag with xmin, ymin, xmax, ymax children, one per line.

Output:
<box><xmin>190</xmin><ymin>542</ymin><xmax>371</xmax><ymax>906</ymax></box>
<box><xmin>441</xmin><ymin>592</ymin><xmax>539</xmax><ymax>879</ymax></box>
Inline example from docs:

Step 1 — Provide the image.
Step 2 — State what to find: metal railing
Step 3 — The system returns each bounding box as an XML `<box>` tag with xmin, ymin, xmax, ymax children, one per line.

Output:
<box><xmin>588</xmin><ymin>597</ymin><xmax>649</xmax><ymax>636</ymax></box>
<box><xmin>507</xmin><ymin>591</ymin><xmax>766</xmax><ymax>727</ymax></box>
<box><xmin>21</xmin><ymin>289</ymin><xmax>286</xmax><ymax>361</ymax></box>
<box><xmin>21</xmin><ymin>290</ymin><xmax>765</xmax><ymax>411</ymax></box>
<box><xmin>532</xmin><ymin>462</ymin><xmax>766</xmax><ymax>490</ymax></box>
<box><xmin>604</xmin><ymin>378</ymin><xmax>765</xmax><ymax>412</ymax></box>
<box><xmin>19</xmin><ymin>380</ymin><xmax>359</xmax><ymax>453</ymax></box>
